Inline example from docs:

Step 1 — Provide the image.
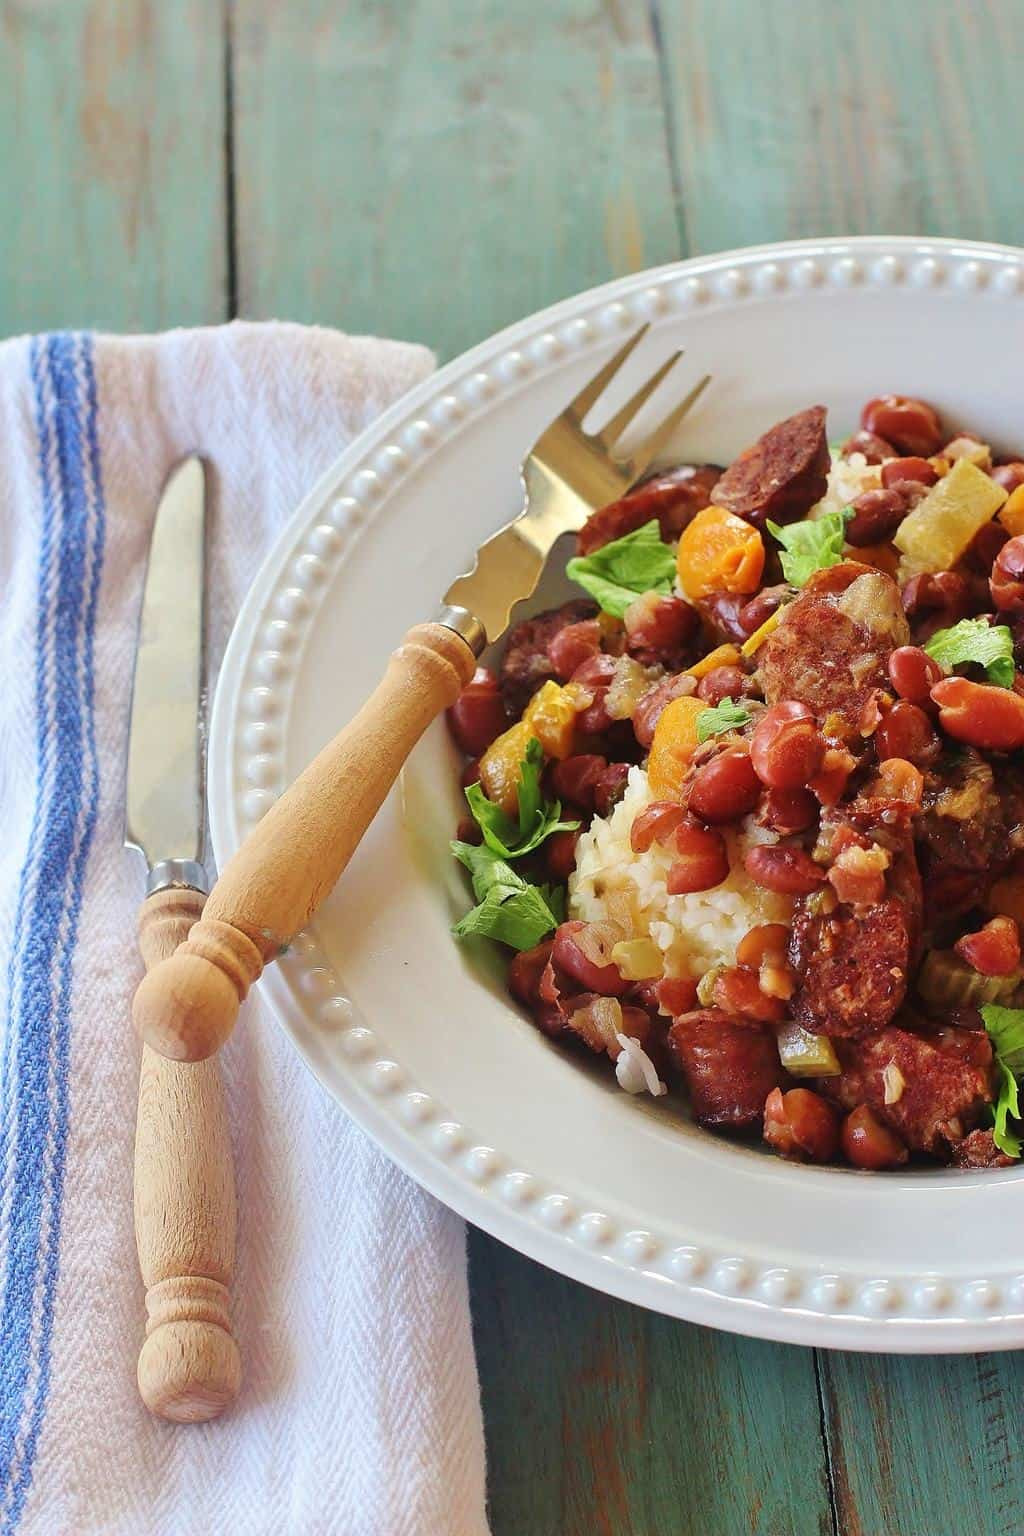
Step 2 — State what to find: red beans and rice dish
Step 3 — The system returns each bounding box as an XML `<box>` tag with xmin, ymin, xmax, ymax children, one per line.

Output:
<box><xmin>447</xmin><ymin>395</ymin><xmax>1024</xmax><ymax>1171</ymax></box>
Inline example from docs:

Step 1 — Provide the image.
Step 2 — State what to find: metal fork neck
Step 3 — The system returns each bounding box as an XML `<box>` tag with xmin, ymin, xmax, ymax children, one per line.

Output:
<box><xmin>435</xmin><ymin>604</ymin><xmax>487</xmax><ymax>657</ymax></box>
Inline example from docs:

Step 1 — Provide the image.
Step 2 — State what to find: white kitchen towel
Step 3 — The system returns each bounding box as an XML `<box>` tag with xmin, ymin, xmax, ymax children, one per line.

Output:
<box><xmin>0</xmin><ymin>325</ymin><xmax>490</xmax><ymax>1536</ymax></box>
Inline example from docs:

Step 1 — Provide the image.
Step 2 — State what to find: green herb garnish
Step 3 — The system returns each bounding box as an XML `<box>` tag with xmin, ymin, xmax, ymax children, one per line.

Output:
<box><xmin>696</xmin><ymin>697</ymin><xmax>752</xmax><ymax>743</ymax></box>
<box><xmin>925</xmin><ymin>617</ymin><xmax>1015</xmax><ymax>688</ymax></box>
<box><xmin>980</xmin><ymin>1004</ymin><xmax>1024</xmax><ymax>1157</ymax></box>
<box><xmin>450</xmin><ymin>841</ymin><xmax>562</xmax><ymax>951</ymax></box>
<box><xmin>566</xmin><ymin>519</ymin><xmax>676</xmax><ymax>617</ymax></box>
<box><xmin>464</xmin><ymin>737</ymin><xmax>578</xmax><ymax>859</ymax></box>
<box><xmin>766</xmin><ymin>507</ymin><xmax>853</xmax><ymax>588</ymax></box>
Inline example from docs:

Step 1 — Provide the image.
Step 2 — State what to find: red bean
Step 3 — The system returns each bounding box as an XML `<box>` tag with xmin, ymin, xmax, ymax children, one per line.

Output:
<box><xmin>569</xmin><ymin>653</ymin><xmax>618</xmax><ymax>733</ymax></box>
<box><xmin>666</xmin><ymin>822</ymin><xmax>729</xmax><ymax>893</ymax></box>
<box><xmin>461</xmin><ymin>757</ymin><xmax>482</xmax><ymax>789</ymax></box>
<box><xmin>931</xmin><ymin>675</ymin><xmax>1024</xmax><ymax>751</ymax></box>
<box><xmin>653</xmin><ymin>975</ymin><xmax>699</xmax><ymax>1016</ymax></box>
<box><xmin>845</xmin><ymin>486</ymin><xmax>913</xmax><ymax>547</ymax></box>
<box><xmin>455</xmin><ymin>816</ymin><xmax>483</xmax><ymax>846</ymax></box>
<box><xmin>548</xmin><ymin>619</ymin><xmax>602</xmax><ymax>680</ymax></box>
<box><xmin>624</xmin><ymin>593</ymin><xmax>698</xmax><ymax>665</ymax></box>
<box><xmin>697</xmin><ymin>665</ymin><xmax>751</xmax><ymax>706</ymax></box>
<box><xmin>699</xmin><ymin>591</ymin><xmax>749</xmax><ymax>643</ymax></box>
<box><xmin>552</xmin><ymin>920</ymin><xmax>629</xmax><ymax>996</ymax></box>
<box><xmin>991</xmin><ymin>535</ymin><xmax>1024</xmax><ymax>615</ymax></box>
<box><xmin>630</xmin><ymin>801</ymin><xmax>687</xmax><ymax>854</ymax></box>
<box><xmin>544</xmin><ymin>828</ymin><xmax>580</xmax><ymax>883</ymax></box>
<box><xmin>550</xmin><ymin>754</ymin><xmax>607</xmax><ymax>812</ymax></box>
<box><xmin>901</xmin><ymin>569</ymin><xmax>972</xmax><ymax>618</ymax></box>
<box><xmin>888</xmin><ymin>645</ymin><xmax>943</xmax><ymax>705</ymax></box>
<box><xmin>758</xmin><ymin>786</ymin><xmax>818</xmax><ymax>835</ymax></box>
<box><xmin>738</xmin><ymin>584</ymin><xmax>791</xmax><ymax>636</ymax></box>
<box><xmin>880</xmin><ymin>456</ymin><xmax>938</xmax><ymax>489</ymax></box>
<box><xmin>840</xmin><ymin>430</ymin><xmax>895</xmax><ymax>464</ymax></box>
<box><xmin>964</xmin><ymin>520</ymin><xmax>1009</xmax><ymax>574</ymax></box>
<box><xmin>841</xmin><ymin>1105</ymin><xmax>909</xmax><ymax>1170</ymax></box>
<box><xmin>447</xmin><ymin>667</ymin><xmax>507</xmax><ymax>756</ymax></box>
<box><xmin>508</xmin><ymin>940</ymin><xmax>554</xmax><ymax>1007</ymax></box>
<box><xmin>688</xmin><ymin>748</ymin><xmax>762</xmax><ymax>824</ymax></box>
<box><xmin>874</xmin><ymin>700</ymin><xmax>941</xmax><ymax>767</ymax></box>
<box><xmin>992</xmin><ymin>461</ymin><xmax>1024</xmax><ymax>494</ymax></box>
<box><xmin>736</xmin><ymin>922</ymin><xmax>790</xmax><ymax>969</ymax></box>
<box><xmin>593</xmin><ymin>762</ymin><xmax>631</xmax><ymax>817</ymax></box>
<box><xmin>860</xmin><ymin>395</ymin><xmax>943</xmax><ymax>457</ymax></box>
<box><xmin>744</xmin><ymin>844</ymin><xmax>825</xmax><ymax>895</ymax></box>
<box><xmin>764</xmin><ymin>1087</ymin><xmax>840</xmax><ymax>1162</ymax></box>
<box><xmin>955</xmin><ymin>916</ymin><xmax>1021</xmax><ymax>977</ymax></box>
<box><xmin>750</xmin><ymin>701</ymin><xmax>825</xmax><ymax>789</ymax></box>
<box><xmin>712</xmin><ymin>965</ymin><xmax>787</xmax><ymax>1024</ymax></box>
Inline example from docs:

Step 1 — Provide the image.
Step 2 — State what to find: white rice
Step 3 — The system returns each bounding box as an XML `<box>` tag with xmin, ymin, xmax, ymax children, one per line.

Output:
<box><xmin>808</xmin><ymin>451</ymin><xmax>882</xmax><ymax>520</ymax></box>
<box><xmin>569</xmin><ymin>767</ymin><xmax>792</xmax><ymax>981</ymax></box>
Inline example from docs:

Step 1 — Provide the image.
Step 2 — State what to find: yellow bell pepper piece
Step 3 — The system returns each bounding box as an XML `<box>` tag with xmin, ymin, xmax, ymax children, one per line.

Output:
<box><xmin>522</xmin><ymin>679</ymin><xmax>578</xmax><ymax>761</ymax></box>
<box><xmin>647</xmin><ymin>695</ymin><xmax>706</xmax><ymax>799</ymax></box>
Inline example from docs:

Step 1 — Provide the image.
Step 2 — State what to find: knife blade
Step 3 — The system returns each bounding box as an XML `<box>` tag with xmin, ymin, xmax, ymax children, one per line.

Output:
<box><xmin>125</xmin><ymin>455</ymin><xmax>208</xmax><ymax>893</ymax></box>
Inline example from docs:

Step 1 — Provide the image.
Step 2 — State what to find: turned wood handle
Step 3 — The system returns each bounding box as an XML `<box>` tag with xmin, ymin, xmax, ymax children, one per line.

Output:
<box><xmin>134</xmin><ymin>886</ymin><xmax>241</xmax><ymax>1421</ymax></box>
<box><xmin>133</xmin><ymin>621</ymin><xmax>476</xmax><ymax>1061</ymax></box>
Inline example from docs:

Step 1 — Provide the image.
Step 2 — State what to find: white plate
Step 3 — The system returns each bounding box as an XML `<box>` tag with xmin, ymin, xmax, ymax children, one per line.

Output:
<box><xmin>210</xmin><ymin>237</ymin><xmax>1024</xmax><ymax>1352</ymax></box>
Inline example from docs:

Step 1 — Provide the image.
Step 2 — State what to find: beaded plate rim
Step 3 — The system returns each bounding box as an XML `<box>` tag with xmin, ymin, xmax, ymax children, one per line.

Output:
<box><xmin>210</xmin><ymin>237</ymin><xmax>1024</xmax><ymax>1350</ymax></box>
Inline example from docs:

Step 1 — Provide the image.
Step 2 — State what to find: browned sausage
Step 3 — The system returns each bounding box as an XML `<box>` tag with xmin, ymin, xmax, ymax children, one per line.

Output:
<box><xmin>499</xmin><ymin>599</ymin><xmax>597</xmax><ymax>714</ymax></box>
<box><xmin>757</xmin><ymin>565</ymin><xmax>909</xmax><ymax>729</ymax></box>
<box><xmin>668</xmin><ymin>1008</ymin><xmax>788</xmax><ymax>1129</ymax></box>
<box><xmin>576</xmin><ymin>465</ymin><xmax>722</xmax><ymax>555</ymax></box>
<box><xmin>815</xmin><ymin>1024</ymin><xmax>993</xmax><ymax>1153</ymax></box>
<box><xmin>712</xmin><ymin>405</ymin><xmax>830</xmax><ymax>528</ymax></box>
<box><xmin>948</xmin><ymin>1128</ymin><xmax>1015</xmax><ymax>1168</ymax></box>
<box><xmin>789</xmin><ymin>896</ymin><xmax>913</xmax><ymax>1038</ymax></box>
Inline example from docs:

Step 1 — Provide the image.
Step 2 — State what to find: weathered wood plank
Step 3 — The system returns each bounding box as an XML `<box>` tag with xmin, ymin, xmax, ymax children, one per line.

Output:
<box><xmin>231</xmin><ymin>0</ymin><xmax>683</xmax><ymax>359</ymax></box>
<box><xmin>470</xmin><ymin>1229</ymin><xmax>832</xmax><ymax>1536</ymax></box>
<box><xmin>0</xmin><ymin>0</ymin><xmax>226</xmax><ymax>335</ymax></box>
<box><xmin>654</xmin><ymin>0</ymin><xmax>1024</xmax><ymax>255</ymax></box>
<box><xmin>821</xmin><ymin>1350</ymin><xmax>1024</xmax><ymax>1536</ymax></box>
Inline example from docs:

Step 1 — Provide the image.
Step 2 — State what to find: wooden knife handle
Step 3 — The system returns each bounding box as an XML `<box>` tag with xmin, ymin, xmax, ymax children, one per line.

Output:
<box><xmin>134</xmin><ymin>886</ymin><xmax>241</xmax><ymax>1420</ymax></box>
<box><xmin>133</xmin><ymin>621</ymin><xmax>476</xmax><ymax>1062</ymax></box>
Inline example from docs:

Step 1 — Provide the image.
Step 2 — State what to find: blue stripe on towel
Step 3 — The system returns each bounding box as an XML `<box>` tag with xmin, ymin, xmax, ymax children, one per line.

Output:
<box><xmin>0</xmin><ymin>335</ymin><xmax>106</xmax><ymax>1531</ymax></box>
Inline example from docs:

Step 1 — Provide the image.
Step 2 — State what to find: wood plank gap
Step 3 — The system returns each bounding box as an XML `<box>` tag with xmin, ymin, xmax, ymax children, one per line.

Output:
<box><xmin>646</xmin><ymin>0</ymin><xmax>690</xmax><ymax>258</ymax></box>
<box><xmin>813</xmin><ymin>1348</ymin><xmax>841</xmax><ymax>1536</ymax></box>
<box><xmin>223</xmin><ymin>0</ymin><xmax>239</xmax><ymax>318</ymax></box>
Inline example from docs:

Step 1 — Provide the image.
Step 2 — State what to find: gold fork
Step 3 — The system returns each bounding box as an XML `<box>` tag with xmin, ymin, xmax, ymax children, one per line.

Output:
<box><xmin>133</xmin><ymin>327</ymin><xmax>711</xmax><ymax>1062</ymax></box>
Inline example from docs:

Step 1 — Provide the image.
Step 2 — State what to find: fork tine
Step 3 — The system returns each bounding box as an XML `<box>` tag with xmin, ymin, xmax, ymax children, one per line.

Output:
<box><xmin>597</xmin><ymin>350</ymin><xmax>684</xmax><ymax>448</ymax></box>
<box><xmin>629</xmin><ymin>373</ymin><xmax>713</xmax><ymax>482</ymax></box>
<box><xmin>563</xmin><ymin>323</ymin><xmax>651</xmax><ymax>420</ymax></box>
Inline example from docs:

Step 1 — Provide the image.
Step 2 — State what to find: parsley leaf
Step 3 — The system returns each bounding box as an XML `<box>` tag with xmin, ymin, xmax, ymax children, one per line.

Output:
<box><xmin>465</xmin><ymin>737</ymin><xmax>578</xmax><ymax>858</ymax></box>
<box><xmin>696</xmin><ymin>697</ymin><xmax>752</xmax><ymax>743</ymax></box>
<box><xmin>925</xmin><ymin>617</ymin><xmax>1015</xmax><ymax>688</ymax></box>
<box><xmin>980</xmin><ymin>1004</ymin><xmax>1024</xmax><ymax>1158</ymax></box>
<box><xmin>766</xmin><ymin>508</ymin><xmax>852</xmax><ymax>587</ymax></box>
<box><xmin>450</xmin><ymin>841</ymin><xmax>562</xmax><ymax>951</ymax></box>
<box><xmin>993</xmin><ymin>1062</ymin><xmax>1022</xmax><ymax>1159</ymax></box>
<box><xmin>566</xmin><ymin>520</ymin><xmax>676</xmax><ymax>618</ymax></box>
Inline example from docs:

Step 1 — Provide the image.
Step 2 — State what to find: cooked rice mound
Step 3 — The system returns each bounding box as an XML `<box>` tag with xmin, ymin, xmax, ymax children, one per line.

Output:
<box><xmin>570</xmin><ymin>767</ymin><xmax>792</xmax><ymax>980</ymax></box>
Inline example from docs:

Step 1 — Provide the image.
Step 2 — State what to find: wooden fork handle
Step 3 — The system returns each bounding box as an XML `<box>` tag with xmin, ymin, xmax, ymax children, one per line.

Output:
<box><xmin>133</xmin><ymin>622</ymin><xmax>477</xmax><ymax>1062</ymax></box>
<box><xmin>134</xmin><ymin>886</ymin><xmax>241</xmax><ymax>1420</ymax></box>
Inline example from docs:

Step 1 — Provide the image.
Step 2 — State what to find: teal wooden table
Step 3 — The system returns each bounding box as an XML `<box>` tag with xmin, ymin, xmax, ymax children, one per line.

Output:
<box><xmin>5</xmin><ymin>2</ymin><xmax>1023</xmax><ymax>1529</ymax></box>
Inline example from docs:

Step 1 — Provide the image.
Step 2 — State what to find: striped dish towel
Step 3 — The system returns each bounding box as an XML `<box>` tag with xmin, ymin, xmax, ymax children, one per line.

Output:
<box><xmin>0</xmin><ymin>326</ymin><xmax>489</xmax><ymax>1536</ymax></box>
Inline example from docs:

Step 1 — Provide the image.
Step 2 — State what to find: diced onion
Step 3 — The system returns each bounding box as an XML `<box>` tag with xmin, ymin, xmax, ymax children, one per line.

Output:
<box><xmin>610</xmin><ymin>938</ymin><xmax>664</xmax><ymax>981</ymax></box>
<box><xmin>614</xmin><ymin>1033</ymin><xmax>667</xmax><ymax>1096</ymax></box>
<box><xmin>777</xmin><ymin>1022</ymin><xmax>841</xmax><ymax>1077</ymax></box>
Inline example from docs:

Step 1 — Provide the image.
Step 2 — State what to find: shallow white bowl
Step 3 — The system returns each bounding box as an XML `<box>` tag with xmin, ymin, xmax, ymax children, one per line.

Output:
<box><xmin>210</xmin><ymin>237</ymin><xmax>1024</xmax><ymax>1351</ymax></box>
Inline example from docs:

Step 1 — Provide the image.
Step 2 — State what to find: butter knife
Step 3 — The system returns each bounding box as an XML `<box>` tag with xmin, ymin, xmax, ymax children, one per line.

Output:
<box><xmin>126</xmin><ymin>456</ymin><xmax>241</xmax><ymax>1420</ymax></box>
